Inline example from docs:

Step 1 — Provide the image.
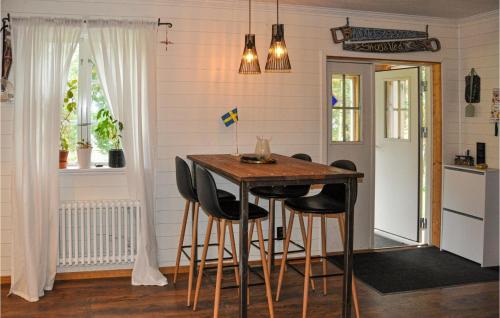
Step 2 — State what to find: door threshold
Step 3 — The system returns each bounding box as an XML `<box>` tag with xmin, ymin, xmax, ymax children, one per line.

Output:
<box><xmin>326</xmin><ymin>244</ymin><xmax>429</xmax><ymax>257</ymax></box>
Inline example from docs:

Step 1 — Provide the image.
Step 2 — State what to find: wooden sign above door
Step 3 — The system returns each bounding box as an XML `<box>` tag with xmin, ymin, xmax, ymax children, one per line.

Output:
<box><xmin>331</xmin><ymin>18</ymin><xmax>441</xmax><ymax>53</ymax></box>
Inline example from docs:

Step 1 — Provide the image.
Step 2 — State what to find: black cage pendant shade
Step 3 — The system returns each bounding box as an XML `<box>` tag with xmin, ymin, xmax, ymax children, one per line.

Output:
<box><xmin>265</xmin><ymin>0</ymin><xmax>291</xmax><ymax>72</ymax></box>
<box><xmin>239</xmin><ymin>0</ymin><xmax>261</xmax><ymax>74</ymax></box>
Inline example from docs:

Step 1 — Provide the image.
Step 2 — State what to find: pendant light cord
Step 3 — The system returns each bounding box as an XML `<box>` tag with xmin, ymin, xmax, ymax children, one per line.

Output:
<box><xmin>249</xmin><ymin>0</ymin><xmax>251</xmax><ymax>33</ymax></box>
<box><xmin>277</xmin><ymin>0</ymin><xmax>279</xmax><ymax>24</ymax></box>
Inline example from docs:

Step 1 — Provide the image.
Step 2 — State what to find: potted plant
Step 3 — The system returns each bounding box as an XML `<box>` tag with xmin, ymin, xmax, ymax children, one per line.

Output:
<box><xmin>76</xmin><ymin>138</ymin><xmax>92</xmax><ymax>169</ymax></box>
<box><xmin>94</xmin><ymin>108</ymin><xmax>125</xmax><ymax>168</ymax></box>
<box><xmin>59</xmin><ymin>79</ymin><xmax>78</xmax><ymax>169</ymax></box>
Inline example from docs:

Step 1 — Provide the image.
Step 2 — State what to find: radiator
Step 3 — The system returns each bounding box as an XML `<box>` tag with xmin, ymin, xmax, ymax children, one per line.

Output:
<box><xmin>58</xmin><ymin>200</ymin><xmax>141</xmax><ymax>267</ymax></box>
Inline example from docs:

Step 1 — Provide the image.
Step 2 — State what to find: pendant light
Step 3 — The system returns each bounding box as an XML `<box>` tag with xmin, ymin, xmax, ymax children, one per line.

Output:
<box><xmin>265</xmin><ymin>0</ymin><xmax>291</xmax><ymax>72</ymax></box>
<box><xmin>239</xmin><ymin>0</ymin><xmax>261</xmax><ymax>74</ymax></box>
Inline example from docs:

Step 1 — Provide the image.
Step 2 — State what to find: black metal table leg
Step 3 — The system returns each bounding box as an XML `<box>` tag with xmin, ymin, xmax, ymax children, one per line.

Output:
<box><xmin>268</xmin><ymin>198</ymin><xmax>275</xmax><ymax>271</ymax></box>
<box><xmin>342</xmin><ymin>177</ymin><xmax>355</xmax><ymax>318</ymax></box>
<box><xmin>239</xmin><ymin>182</ymin><xmax>249</xmax><ymax>318</ymax></box>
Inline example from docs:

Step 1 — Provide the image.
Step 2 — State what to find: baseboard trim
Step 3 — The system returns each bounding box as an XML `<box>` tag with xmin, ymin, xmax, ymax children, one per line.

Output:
<box><xmin>0</xmin><ymin>266</ymin><xmax>190</xmax><ymax>286</ymax></box>
<box><xmin>0</xmin><ymin>259</ymin><xmax>284</xmax><ymax>286</ymax></box>
<box><xmin>1</xmin><ymin>247</ymin><xmax>427</xmax><ymax>286</ymax></box>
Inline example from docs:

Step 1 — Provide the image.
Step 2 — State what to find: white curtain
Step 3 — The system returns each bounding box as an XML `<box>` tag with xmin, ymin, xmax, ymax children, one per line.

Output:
<box><xmin>87</xmin><ymin>20</ymin><xmax>167</xmax><ymax>286</ymax></box>
<box><xmin>10</xmin><ymin>17</ymin><xmax>81</xmax><ymax>302</ymax></box>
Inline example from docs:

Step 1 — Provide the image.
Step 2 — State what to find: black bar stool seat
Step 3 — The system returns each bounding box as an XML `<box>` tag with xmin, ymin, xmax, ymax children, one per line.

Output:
<box><xmin>285</xmin><ymin>194</ymin><xmax>345</xmax><ymax>214</ymax></box>
<box><xmin>250</xmin><ymin>185</ymin><xmax>309</xmax><ymax>199</ymax></box>
<box><xmin>218</xmin><ymin>200</ymin><xmax>269</xmax><ymax>220</ymax></box>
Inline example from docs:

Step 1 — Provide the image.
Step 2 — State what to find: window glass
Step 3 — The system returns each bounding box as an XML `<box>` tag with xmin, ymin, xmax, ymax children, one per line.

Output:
<box><xmin>331</xmin><ymin>74</ymin><xmax>361</xmax><ymax>142</ymax></box>
<box><xmin>63</xmin><ymin>49</ymin><xmax>80</xmax><ymax>164</ymax></box>
<box><xmin>62</xmin><ymin>37</ymin><xmax>112</xmax><ymax>167</ymax></box>
<box><xmin>384</xmin><ymin>79</ymin><xmax>410</xmax><ymax>140</ymax></box>
<box><xmin>89</xmin><ymin>61</ymin><xmax>111</xmax><ymax>164</ymax></box>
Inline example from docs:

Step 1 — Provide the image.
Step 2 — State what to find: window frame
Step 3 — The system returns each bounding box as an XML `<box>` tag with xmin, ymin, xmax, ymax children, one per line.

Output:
<box><xmin>330</xmin><ymin>73</ymin><xmax>362</xmax><ymax>144</ymax></box>
<box><xmin>384</xmin><ymin>78</ymin><xmax>411</xmax><ymax>141</ymax></box>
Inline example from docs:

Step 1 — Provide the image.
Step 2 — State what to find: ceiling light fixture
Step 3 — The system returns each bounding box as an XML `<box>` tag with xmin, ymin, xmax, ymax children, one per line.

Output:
<box><xmin>265</xmin><ymin>0</ymin><xmax>291</xmax><ymax>72</ymax></box>
<box><xmin>239</xmin><ymin>0</ymin><xmax>261</xmax><ymax>74</ymax></box>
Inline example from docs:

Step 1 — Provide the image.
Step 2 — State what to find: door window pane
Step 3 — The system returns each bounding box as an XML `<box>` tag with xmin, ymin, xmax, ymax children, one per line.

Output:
<box><xmin>384</xmin><ymin>79</ymin><xmax>410</xmax><ymax>140</ymax></box>
<box><xmin>331</xmin><ymin>73</ymin><xmax>361</xmax><ymax>142</ymax></box>
<box><xmin>332</xmin><ymin>108</ymin><xmax>343</xmax><ymax>142</ymax></box>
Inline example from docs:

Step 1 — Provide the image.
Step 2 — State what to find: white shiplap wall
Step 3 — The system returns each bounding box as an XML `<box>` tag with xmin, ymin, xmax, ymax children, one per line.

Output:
<box><xmin>1</xmin><ymin>0</ymin><xmax>462</xmax><ymax>276</ymax></box>
<box><xmin>458</xmin><ymin>12</ymin><xmax>499</xmax><ymax>168</ymax></box>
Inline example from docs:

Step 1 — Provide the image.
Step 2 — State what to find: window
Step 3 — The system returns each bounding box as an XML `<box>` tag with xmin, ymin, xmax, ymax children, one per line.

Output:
<box><xmin>62</xmin><ymin>35</ymin><xmax>111</xmax><ymax>166</ymax></box>
<box><xmin>331</xmin><ymin>73</ymin><xmax>361</xmax><ymax>142</ymax></box>
<box><xmin>384</xmin><ymin>79</ymin><xmax>410</xmax><ymax>140</ymax></box>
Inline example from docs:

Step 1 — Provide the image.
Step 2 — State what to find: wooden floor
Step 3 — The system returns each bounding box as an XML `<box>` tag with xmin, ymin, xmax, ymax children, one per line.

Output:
<box><xmin>1</xmin><ymin>262</ymin><xmax>498</xmax><ymax>317</ymax></box>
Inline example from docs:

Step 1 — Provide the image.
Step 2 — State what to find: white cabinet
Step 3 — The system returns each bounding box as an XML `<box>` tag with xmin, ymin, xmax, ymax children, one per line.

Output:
<box><xmin>441</xmin><ymin>165</ymin><xmax>499</xmax><ymax>267</ymax></box>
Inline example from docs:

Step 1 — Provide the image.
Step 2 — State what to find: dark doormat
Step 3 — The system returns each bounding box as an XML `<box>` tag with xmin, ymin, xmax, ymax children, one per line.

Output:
<box><xmin>329</xmin><ymin>247</ymin><xmax>499</xmax><ymax>294</ymax></box>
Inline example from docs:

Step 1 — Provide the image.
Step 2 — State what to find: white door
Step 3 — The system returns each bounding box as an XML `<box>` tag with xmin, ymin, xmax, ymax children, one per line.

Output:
<box><xmin>374</xmin><ymin>68</ymin><xmax>419</xmax><ymax>242</ymax></box>
<box><xmin>326</xmin><ymin>61</ymin><xmax>374</xmax><ymax>250</ymax></box>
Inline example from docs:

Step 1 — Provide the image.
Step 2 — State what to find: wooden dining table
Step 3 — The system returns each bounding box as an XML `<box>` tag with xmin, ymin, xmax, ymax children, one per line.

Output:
<box><xmin>187</xmin><ymin>153</ymin><xmax>364</xmax><ymax>318</ymax></box>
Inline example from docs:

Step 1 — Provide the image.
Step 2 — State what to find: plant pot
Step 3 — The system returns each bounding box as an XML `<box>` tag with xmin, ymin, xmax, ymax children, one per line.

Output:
<box><xmin>77</xmin><ymin>147</ymin><xmax>92</xmax><ymax>169</ymax></box>
<box><xmin>59</xmin><ymin>150</ymin><xmax>69</xmax><ymax>169</ymax></box>
<box><xmin>109</xmin><ymin>149</ymin><xmax>125</xmax><ymax>168</ymax></box>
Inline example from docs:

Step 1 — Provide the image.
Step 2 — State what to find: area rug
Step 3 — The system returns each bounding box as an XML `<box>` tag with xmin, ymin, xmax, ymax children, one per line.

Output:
<box><xmin>329</xmin><ymin>247</ymin><xmax>499</xmax><ymax>294</ymax></box>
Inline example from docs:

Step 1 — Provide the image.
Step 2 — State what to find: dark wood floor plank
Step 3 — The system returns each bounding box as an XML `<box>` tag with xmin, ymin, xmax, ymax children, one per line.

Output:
<box><xmin>2</xmin><ymin>264</ymin><xmax>498</xmax><ymax>317</ymax></box>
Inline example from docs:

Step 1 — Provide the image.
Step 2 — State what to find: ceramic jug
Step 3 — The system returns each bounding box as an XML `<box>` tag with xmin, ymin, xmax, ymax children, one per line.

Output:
<box><xmin>255</xmin><ymin>136</ymin><xmax>271</xmax><ymax>160</ymax></box>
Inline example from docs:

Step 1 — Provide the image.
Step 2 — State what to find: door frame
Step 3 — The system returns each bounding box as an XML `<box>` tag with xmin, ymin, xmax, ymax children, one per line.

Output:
<box><xmin>320</xmin><ymin>55</ymin><xmax>442</xmax><ymax>248</ymax></box>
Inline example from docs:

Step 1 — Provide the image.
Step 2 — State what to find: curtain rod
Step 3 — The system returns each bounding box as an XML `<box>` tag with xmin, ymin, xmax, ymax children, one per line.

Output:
<box><xmin>4</xmin><ymin>13</ymin><xmax>172</xmax><ymax>27</ymax></box>
<box><xmin>157</xmin><ymin>18</ymin><xmax>172</xmax><ymax>28</ymax></box>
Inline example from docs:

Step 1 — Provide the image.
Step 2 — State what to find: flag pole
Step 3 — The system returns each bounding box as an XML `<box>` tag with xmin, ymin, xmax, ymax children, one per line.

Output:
<box><xmin>235</xmin><ymin>120</ymin><xmax>239</xmax><ymax>155</ymax></box>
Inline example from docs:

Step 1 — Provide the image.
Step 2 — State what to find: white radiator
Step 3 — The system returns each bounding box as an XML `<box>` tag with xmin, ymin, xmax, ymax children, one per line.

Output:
<box><xmin>58</xmin><ymin>200</ymin><xmax>140</xmax><ymax>267</ymax></box>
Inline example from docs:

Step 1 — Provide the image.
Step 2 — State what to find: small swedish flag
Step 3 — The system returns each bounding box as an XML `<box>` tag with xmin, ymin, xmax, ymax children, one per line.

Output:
<box><xmin>221</xmin><ymin>108</ymin><xmax>238</xmax><ymax>127</ymax></box>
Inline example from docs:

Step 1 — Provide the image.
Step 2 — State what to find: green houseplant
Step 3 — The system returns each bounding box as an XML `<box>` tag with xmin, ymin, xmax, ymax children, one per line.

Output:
<box><xmin>94</xmin><ymin>109</ymin><xmax>125</xmax><ymax>168</ymax></box>
<box><xmin>59</xmin><ymin>79</ymin><xmax>78</xmax><ymax>168</ymax></box>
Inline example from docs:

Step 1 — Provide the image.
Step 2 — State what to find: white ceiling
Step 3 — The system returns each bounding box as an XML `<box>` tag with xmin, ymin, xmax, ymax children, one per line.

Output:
<box><xmin>258</xmin><ymin>0</ymin><xmax>499</xmax><ymax>19</ymax></box>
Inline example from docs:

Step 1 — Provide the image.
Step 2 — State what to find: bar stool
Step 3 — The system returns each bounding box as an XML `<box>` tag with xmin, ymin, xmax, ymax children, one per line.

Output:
<box><xmin>250</xmin><ymin>153</ymin><xmax>313</xmax><ymax>274</ymax></box>
<box><xmin>174</xmin><ymin>156</ymin><xmax>236</xmax><ymax>306</ymax></box>
<box><xmin>275</xmin><ymin>160</ymin><xmax>361</xmax><ymax>318</ymax></box>
<box><xmin>193</xmin><ymin>166</ymin><xmax>275</xmax><ymax>318</ymax></box>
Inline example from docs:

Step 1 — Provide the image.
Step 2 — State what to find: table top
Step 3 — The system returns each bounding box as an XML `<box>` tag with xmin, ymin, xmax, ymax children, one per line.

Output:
<box><xmin>187</xmin><ymin>153</ymin><xmax>364</xmax><ymax>184</ymax></box>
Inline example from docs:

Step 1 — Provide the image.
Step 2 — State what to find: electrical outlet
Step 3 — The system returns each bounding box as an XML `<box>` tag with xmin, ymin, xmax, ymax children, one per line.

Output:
<box><xmin>277</xmin><ymin>226</ymin><xmax>284</xmax><ymax>240</ymax></box>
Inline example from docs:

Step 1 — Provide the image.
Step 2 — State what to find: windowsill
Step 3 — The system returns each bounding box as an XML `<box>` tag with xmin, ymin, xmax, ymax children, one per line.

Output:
<box><xmin>59</xmin><ymin>165</ymin><xmax>126</xmax><ymax>175</ymax></box>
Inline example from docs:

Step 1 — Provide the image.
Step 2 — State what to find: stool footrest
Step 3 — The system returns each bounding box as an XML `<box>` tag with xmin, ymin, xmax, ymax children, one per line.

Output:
<box><xmin>181</xmin><ymin>243</ymin><xmax>233</xmax><ymax>262</ymax></box>
<box><xmin>250</xmin><ymin>238</ymin><xmax>305</xmax><ymax>256</ymax></box>
<box><xmin>201</xmin><ymin>264</ymin><xmax>266</xmax><ymax>288</ymax></box>
<box><xmin>286</xmin><ymin>256</ymin><xmax>344</xmax><ymax>279</ymax></box>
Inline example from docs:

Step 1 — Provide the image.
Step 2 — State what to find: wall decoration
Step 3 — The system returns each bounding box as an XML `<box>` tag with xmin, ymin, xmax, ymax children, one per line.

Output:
<box><xmin>342</xmin><ymin>38</ymin><xmax>440</xmax><ymax>53</ymax></box>
<box><xmin>464</xmin><ymin>68</ymin><xmax>480</xmax><ymax>117</ymax></box>
<box><xmin>331</xmin><ymin>18</ymin><xmax>441</xmax><ymax>54</ymax></box>
<box><xmin>491</xmin><ymin>88</ymin><xmax>499</xmax><ymax>136</ymax></box>
<box><xmin>1</xmin><ymin>13</ymin><xmax>13</xmax><ymax>102</ymax></box>
<box><xmin>331</xmin><ymin>19</ymin><xmax>428</xmax><ymax>43</ymax></box>
<box><xmin>157</xmin><ymin>19</ymin><xmax>173</xmax><ymax>51</ymax></box>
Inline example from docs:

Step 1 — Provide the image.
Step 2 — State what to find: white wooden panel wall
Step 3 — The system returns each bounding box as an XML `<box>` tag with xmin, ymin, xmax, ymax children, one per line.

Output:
<box><xmin>458</xmin><ymin>12</ymin><xmax>499</xmax><ymax>168</ymax></box>
<box><xmin>1</xmin><ymin>0</ymin><xmax>462</xmax><ymax>275</ymax></box>
<box><xmin>1</xmin><ymin>100</ymin><xmax>14</xmax><ymax>276</ymax></box>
